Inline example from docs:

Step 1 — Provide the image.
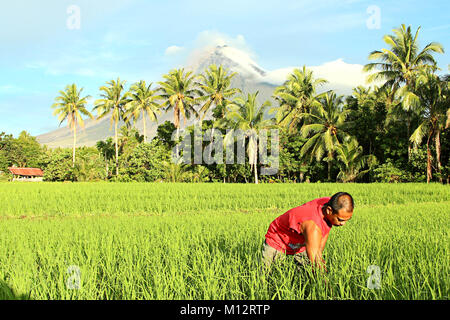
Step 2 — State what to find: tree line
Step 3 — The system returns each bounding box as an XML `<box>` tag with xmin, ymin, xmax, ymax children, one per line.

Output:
<box><xmin>1</xmin><ymin>24</ymin><xmax>448</xmax><ymax>183</ymax></box>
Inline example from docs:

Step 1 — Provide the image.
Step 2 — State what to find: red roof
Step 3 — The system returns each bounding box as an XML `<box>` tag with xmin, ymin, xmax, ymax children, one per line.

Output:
<box><xmin>8</xmin><ymin>167</ymin><xmax>44</xmax><ymax>176</ymax></box>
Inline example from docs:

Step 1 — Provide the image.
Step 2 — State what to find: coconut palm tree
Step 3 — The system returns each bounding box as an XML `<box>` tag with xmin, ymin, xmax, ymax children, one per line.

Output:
<box><xmin>161</xmin><ymin>161</ymin><xmax>190</xmax><ymax>182</ymax></box>
<box><xmin>363</xmin><ymin>24</ymin><xmax>444</xmax><ymax>160</ymax></box>
<box><xmin>96</xmin><ymin>137</ymin><xmax>114</xmax><ymax>178</ymax></box>
<box><xmin>196</xmin><ymin>64</ymin><xmax>241</xmax><ymax>121</ymax></box>
<box><xmin>410</xmin><ymin>70</ymin><xmax>449</xmax><ymax>183</ymax></box>
<box><xmin>51</xmin><ymin>84</ymin><xmax>93</xmax><ymax>167</ymax></box>
<box><xmin>223</xmin><ymin>92</ymin><xmax>275</xmax><ymax>184</ymax></box>
<box><xmin>93</xmin><ymin>78</ymin><xmax>129</xmax><ymax>176</ymax></box>
<box><xmin>196</xmin><ymin>64</ymin><xmax>241</xmax><ymax>182</ymax></box>
<box><xmin>157</xmin><ymin>68</ymin><xmax>202</xmax><ymax>156</ymax></box>
<box><xmin>124</xmin><ymin>81</ymin><xmax>162</xmax><ymax>143</ymax></box>
<box><xmin>273</xmin><ymin>66</ymin><xmax>327</xmax><ymax>133</ymax></box>
<box><xmin>299</xmin><ymin>91</ymin><xmax>350</xmax><ymax>181</ymax></box>
<box><xmin>336</xmin><ymin>137</ymin><xmax>377</xmax><ymax>183</ymax></box>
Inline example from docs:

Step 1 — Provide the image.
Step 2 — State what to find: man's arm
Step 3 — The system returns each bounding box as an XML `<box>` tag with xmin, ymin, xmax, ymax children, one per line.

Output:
<box><xmin>301</xmin><ymin>220</ymin><xmax>326</xmax><ymax>270</ymax></box>
<box><xmin>320</xmin><ymin>232</ymin><xmax>329</xmax><ymax>255</ymax></box>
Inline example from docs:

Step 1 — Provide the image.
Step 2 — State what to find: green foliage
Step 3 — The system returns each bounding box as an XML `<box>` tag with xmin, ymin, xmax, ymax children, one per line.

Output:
<box><xmin>120</xmin><ymin>140</ymin><xmax>171</xmax><ymax>182</ymax></box>
<box><xmin>278</xmin><ymin>129</ymin><xmax>309</xmax><ymax>182</ymax></box>
<box><xmin>336</xmin><ymin>138</ymin><xmax>378</xmax><ymax>183</ymax></box>
<box><xmin>273</xmin><ymin>66</ymin><xmax>327</xmax><ymax>132</ymax></box>
<box><xmin>96</xmin><ymin>137</ymin><xmax>115</xmax><ymax>179</ymax></box>
<box><xmin>73</xmin><ymin>147</ymin><xmax>107</xmax><ymax>182</ymax></box>
<box><xmin>186</xmin><ymin>165</ymin><xmax>211</xmax><ymax>183</ymax></box>
<box><xmin>43</xmin><ymin>149</ymin><xmax>75</xmax><ymax>182</ymax></box>
<box><xmin>196</xmin><ymin>64</ymin><xmax>241</xmax><ymax>121</ymax></box>
<box><xmin>155</xmin><ymin>121</ymin><xmax>177</xmax><ymax>149</ymax></box>
<box><xmin>0</xmin><ymin>150</ymin><xmax>9</xmax><ymax>174</ymax></box>
<box><xmin>404</xmin><ymin>147</ymin><xmax>427</xmax><ymax>182</ymax></box>
<box><xmin>372</xmin><ymin>159</ymin><xmax>408</xmax><ymax>183</ymax></box>
<box><xmin>158</xmin><ymin>68</ymin><xmax>201</xmax><ymax>128</ymax></box>
<box><xmin>124</xmin><ymin>80</ymin><xmax>162</xmax><ymax>143</ymax></box>
<box><xmin>0</xmin><ymin>131</ymin><xmax>46</xmax><ymax>174</ymax></box>
<box><xmin>15</xmin><ymin>131</ymin><xmax>45</xmax><ymax>168</ymax></box>
<box><xmin>6</xmin><ymin>26</ymin><xmax>450</xmax><ymax>185</ymax></box>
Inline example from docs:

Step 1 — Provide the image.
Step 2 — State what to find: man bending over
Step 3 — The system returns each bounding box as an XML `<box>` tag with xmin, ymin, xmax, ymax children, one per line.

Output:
<box><xmin>262</xmin><ymin>192</ymin><xmax>354</xmax><ymax>271</ymax></box>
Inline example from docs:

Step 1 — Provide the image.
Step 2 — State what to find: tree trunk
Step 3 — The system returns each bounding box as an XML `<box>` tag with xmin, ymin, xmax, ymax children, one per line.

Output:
<box><xmin>328</xmin><ymin>161</ymin><xmax>331</xmax><ymax>182</ymax></box>
<box><xmin>426</xmin><ymin>133</ymin><xmax>432</xmax><ymax>184</ymax></box>
<box><xmin>175</xmin><ymin>126</ymin><xmax>180</xmax><ymax>160</ymax></box>
<box><xmin>105</xmin><ymin>154</ymin><xmax>108</xmax><ymax>177</ymax></box>
<box><xmin>327</xmin><ymin>152</ymin><xmax>333</xmax><ymax>182</ymax></box>
<box><xmin>115</xmin><ymin>120</ymin><xmax>119</xmax><ymax>176</ymax></box>
<box><xmin>435</xmin><ymin>129</ymin><xmax>442</xmax><ymax>183</ymax></box>
<box><xmin>174</xmin><ymin>106</ymin><xmax>180</xmax><ymax>159</ymax></box>
<box><xmin>223</xmin><ymin>162</ymin><xmax>226</xmax><ymax>183</ymax></box>
<box><xmin>253</xmin><ymin>152</ymin><xmax>258</xmax><ymax>184</ymax></box>
<box><xmin>407</xmin><ymin>115</ymin><xmax>411</xmax><ymax>162</ymax></box>
<box><xmin>251</xmin><ymin>136</ymin><xmax>258</xmax><ymax>184</ymax></box>
<box><xmin>72</xmin><ymin>119</ymin><xmax>76</xmax><ymax>168</ymax></box>
<box><xmin>143</xmin><ymin>112</ymin><xmax>147</xmax><ymax>143</ymax></box>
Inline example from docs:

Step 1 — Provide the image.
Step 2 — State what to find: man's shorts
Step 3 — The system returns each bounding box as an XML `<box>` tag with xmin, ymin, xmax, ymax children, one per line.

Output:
<box><xmin>261</xmin><ymin>240</ymin><xmax>310</xmax><ymax>269</ymax></box>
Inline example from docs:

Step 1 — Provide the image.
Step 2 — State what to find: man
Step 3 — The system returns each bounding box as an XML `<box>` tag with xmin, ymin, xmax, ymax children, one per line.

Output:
<box><xmin>262</xmin><ymin>192</ymin><xmax>354</xmax><ymax>271</ymax></box>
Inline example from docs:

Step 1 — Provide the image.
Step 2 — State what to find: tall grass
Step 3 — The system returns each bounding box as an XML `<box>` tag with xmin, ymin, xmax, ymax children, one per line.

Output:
<box><xmin>0</xmin><ymin>182</ymin><xmax>447</xmax><ymax>217</ymax></box>
<box><xmin>0</xmin><ymin>182</ymin><xmax>448</xmax><ymax>300</ymax></box>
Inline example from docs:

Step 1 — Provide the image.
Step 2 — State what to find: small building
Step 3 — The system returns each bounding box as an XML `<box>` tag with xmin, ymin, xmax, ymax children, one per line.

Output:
<box><xmin>8</xmin><ymin>167</ymin><xmax>44</xmax><ymax>182</ymax></box>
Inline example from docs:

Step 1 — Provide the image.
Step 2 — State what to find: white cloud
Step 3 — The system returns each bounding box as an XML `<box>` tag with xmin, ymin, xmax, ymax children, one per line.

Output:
<box><xmin>185</xmin><ymin>30</ymin><xmax>260</xmax><ymax>71</ymax></box>
<box><xmin>182</xmin><ymin>30</ymin><xmax>381</xmax><ymax>95</ymax></box>
<box><xmin>310</xmin><ymin>59</ymin><xmax>370</xmax><ymax>91</ymax></box>
<box><xmin>192</xmin><ymin>31</ymin><xmax>253</xmax><ymax>56</ymax></box>
<box><xmin>165</xmin><ymin>45</ymin><xmax>185</xmax><ymax>56</ymax></box>
<box><xmin>194</xmin><ymin>31</ymin><xmax>248</xmax><ymax>49</ymax></box>
<box><xmin>262</xmin><ymin>59</ymin><xmax>381</xmax><ymax>95</ymax></box>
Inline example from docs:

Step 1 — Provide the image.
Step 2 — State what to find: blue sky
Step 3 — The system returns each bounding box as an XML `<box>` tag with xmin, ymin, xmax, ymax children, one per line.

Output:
<box><xmin>0</xmin><ymin>0</ymin><xmax>449</xmax><ymax>137</ymax></box>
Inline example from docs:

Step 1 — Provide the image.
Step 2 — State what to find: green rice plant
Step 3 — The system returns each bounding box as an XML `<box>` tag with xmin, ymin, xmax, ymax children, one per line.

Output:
<box><xmin>0</xmin><ymin>182</ymin><xmax>448</xmax><ymax>300</ymax></box>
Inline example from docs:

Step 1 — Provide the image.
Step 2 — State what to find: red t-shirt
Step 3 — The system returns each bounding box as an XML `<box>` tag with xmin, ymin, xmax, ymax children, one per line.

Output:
<box><xmin>265</xmin><ymin>197</ymin><xmax>332</xmax><ymax>255</ymax></box>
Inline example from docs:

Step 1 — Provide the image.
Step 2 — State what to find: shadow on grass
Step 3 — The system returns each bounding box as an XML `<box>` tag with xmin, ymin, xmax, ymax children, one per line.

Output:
<box><xmin>0</xmin><ymin>280</ymin><xmax>31</xmax><ymax>300</ymax></box>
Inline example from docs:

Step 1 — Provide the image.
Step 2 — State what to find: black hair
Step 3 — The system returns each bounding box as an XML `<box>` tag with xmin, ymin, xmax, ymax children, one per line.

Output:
<box><xmin>326</xmin><ymin>192</ymin><xmax>354</xmax><ymax>212</ymax></box>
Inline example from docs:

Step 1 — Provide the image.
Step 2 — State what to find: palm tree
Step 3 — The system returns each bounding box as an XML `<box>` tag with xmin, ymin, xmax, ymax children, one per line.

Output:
<box><xmin>162</xmin><ymin>161</ymin><xmax>190</xmax><ymax>182</ymax></box>
<box><xmin>196</xmin><ymin>64</ymin><xmax>241</xmax><ymax>121</ymax></box>
<box><xmin>93</xmin><ymin>78</ymin><xmax>128</xmax><ymax>176</ymax></box>
<box><xmin>157</xmin><ymin>68</ymin><xmax>202</xmax><ymax>156</ymax></box>
<box><xmin>223</xmin><ymin>92</ymin><xmax>275</xmax><ymax>184</ymax></box>
<box><xmin>299</xmin><ymin>92</ymin><xmax>350</xmax><ymax>181</ymax></box>
<box><xmin>51</xmin><ymin>84</ymin><xmax>93</xmax><ymax>167</ymax></box>
<box><xmin>196</xmin><ymin>64</ymin><xmax>241</xmax><ymax>182</ymax></box>
<box><xmin>124</xmin><ymin>81</ymin><xmax>162</xmax><ymax>143</ymax></box>
<box><xmin>96</xmin><ymin>137</ymin><xmax>115</xmax><ymax>178</ymax></box>
<box><xmin>351</xmin><ymin>86</ymin><xmax>377</xmax><ymax>109</ymax></box>
<box><xmin>410</xmin><ymin>70</ymin><xmax>449</xmax><ymax>183</ymax></box>
<box><xmin>118</xmin><ymin>125</ymin><xmax>144</xmax><ymax>155</ymax></box>
<box><xmin>363</xmin><ymin>24</ymin><xmax>444</xmax><ymax>159</ymax></box>
<box><xmin>336</xmin><ymin>137</ymin><xmax>377</xmax><ymax>183</ymax></box>
<box><xmin>273</xmin><ymin>66</ymin><xmax>327</xmax><ymax>133</ymax></box>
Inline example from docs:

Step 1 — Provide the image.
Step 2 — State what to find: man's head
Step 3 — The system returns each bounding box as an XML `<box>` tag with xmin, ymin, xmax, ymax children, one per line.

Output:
<box><xmin>323</xmin><ymin>192</ymin><xmax>354</xmax><ymax>227</ymax></box>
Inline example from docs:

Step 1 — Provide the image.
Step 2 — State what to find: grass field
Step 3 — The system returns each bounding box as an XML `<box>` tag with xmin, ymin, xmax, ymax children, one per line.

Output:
<box><xmin>0</xmin><ymin>182</ymin><xmax>448</xmax><ymax>300</ymax></box>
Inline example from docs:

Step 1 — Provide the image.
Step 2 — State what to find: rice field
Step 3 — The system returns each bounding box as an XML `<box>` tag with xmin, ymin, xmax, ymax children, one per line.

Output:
<box><xmin>0</xmin><ymin>182</ymin><xmax>448</xmax><ymax>300</ymax></box>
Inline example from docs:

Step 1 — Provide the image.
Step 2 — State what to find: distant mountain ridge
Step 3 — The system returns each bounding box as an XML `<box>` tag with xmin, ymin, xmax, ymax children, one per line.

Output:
<box><xmin>37</xmin><ymin>45</ymin><xmax>368</xmax><ymax>148</ymax></box>
<box><xmin>37</xmin><ymin>45</ymin><xmax>278</xmax><ymax>148</ymax></box>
